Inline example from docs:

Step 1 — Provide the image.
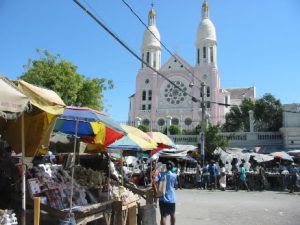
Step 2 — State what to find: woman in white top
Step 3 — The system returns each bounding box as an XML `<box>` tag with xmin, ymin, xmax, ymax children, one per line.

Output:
<box><xmin>219</xmin><ymin>164</ymin><xmax>226</xmax><ymax>191</ymax></box>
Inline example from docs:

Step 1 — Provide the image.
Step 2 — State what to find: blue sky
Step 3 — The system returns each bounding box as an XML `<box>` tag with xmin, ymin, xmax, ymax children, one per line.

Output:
<box><xmin>1</xmin><ymin>0</ymin><xmax>300</xmax><ymax>121</ymax></box>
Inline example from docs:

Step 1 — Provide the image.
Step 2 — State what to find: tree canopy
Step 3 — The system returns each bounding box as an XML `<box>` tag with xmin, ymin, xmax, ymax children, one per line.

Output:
<box><xmin>205</xmin><ymin>124</ymin><xmax>228</xmax><ymax>160</ymax></box>
<box><xmin>254</xmin><ymin>94</ymin><xmax>282</xmax><ymax>131</ymax></box>
<box><xmin>20</xmin><ymin>49</ymin><xmax>113</xmax><ymax>110</ymax></box>
<box><xmin>222</xmin><ymin>98</ymin><xmax>255</xmax><ymax>132</ymax></box>
<box><xmin>222</xmin><ymin>94</ymin><xmax>282</xmax><ymax>132</ymax></box>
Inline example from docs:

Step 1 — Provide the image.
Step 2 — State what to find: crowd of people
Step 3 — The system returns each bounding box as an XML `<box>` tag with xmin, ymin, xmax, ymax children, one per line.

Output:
<box><xmin>149</xmin><ymin>159</ymin><xmax>299</xmax><ymax>225</ymax></box>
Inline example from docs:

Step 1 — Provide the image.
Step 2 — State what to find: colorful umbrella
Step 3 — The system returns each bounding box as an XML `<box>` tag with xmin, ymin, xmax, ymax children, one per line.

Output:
<box><xmin>54</xmin><ymin>106</ymin><xmax>125</xmax><ymax>148</ymax></box>
<box><xmin>53</xmin><ymin>106</ymin><xmax>126</xmax><ymax>214</ymax></box>
<box><xmin>108</xmin><ymin>125</ymin><xmax>157</xmax><ymax>151</ymax></box>
<box><xmin>270</xmin><ymin>151</ymin><xmax>293</xmax><ymax>161</ymax></box>
<box><xmin>147</xmin><ymin>132</ymin><xmax>175</xmax><ymax>147</ymax></box>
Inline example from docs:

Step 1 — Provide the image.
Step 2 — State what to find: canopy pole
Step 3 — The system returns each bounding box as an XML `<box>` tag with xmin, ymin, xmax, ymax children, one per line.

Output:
<box><xmin>69</xmin><ymin>119</ymin><xmax>79</xmax><ymax>217</ymax></box>
<box><xmin>107</xmin><ymin>154</ymin><xmax>111</xmax><ymax>201</ymax></box>
<box><xmin>21</xmin><ymin>113</ymin><xmax>26</xmax><ymax>225</ymax></box>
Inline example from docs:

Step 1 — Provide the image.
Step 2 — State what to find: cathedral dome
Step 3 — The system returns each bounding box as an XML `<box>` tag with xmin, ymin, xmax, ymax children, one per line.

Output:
<box><xmin>196</xmin><ymin>18</ymin><xmax>216</xmax><ymax>44</ymax></box>
<box><xmin>142</xmin><ymin>25</ymin><xmax>161</xmax><ymax>50</ymax></box>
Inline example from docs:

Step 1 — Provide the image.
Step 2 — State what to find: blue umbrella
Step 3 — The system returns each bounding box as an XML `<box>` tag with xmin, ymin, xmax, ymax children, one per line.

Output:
<box><xmin>53</xmin><ymin>106</ymin><xmax>125</xmax><ymax>214</ymax></box>
<box><xmin>54</xmin><ymin>106</ymin><xmax>125</xmax><ymax>137</ymax></box>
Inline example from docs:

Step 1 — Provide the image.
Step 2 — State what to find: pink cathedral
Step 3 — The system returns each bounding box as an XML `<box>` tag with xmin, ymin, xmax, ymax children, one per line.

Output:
<box><xmin>128</xmin><ymin>1</ymin><xmax>255</xmax><ymax>130</ymax></box>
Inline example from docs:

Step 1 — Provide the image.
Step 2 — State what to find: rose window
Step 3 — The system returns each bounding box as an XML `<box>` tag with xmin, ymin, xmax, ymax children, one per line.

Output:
<box><xmin>164</xmin><ymin>81</ymin><xmax>187</xmax><ymax>105</ymax></box>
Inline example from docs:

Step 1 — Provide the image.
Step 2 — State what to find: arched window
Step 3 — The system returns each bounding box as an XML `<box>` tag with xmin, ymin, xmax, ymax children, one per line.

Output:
<box><xmin>157</xmin><ymin>118</ymin><xmax>165</xmax><ymax>127</ymax></box>
<box><xmin>207</xmin><ymin>86</ymin><xmax>210</xmax><ymax>97</ymax></box>
<box><xmin>207</xmin><ymin>101</ymin><xmax>211</xmax><ymax>108</ymax></box>
<box><xmin>203</xmin><ymin>47</ymin><xmax>206</xmax><ymax>58</ymax></box>
<box><xmin>171</xmin><ymin>118</ymin><xmax>179</xmax><ymax>125</ymax></box>
<box><xmin>147</xmin><ymin>52</ymin><xmax>150</xmax><ymax>64</ymax></box>
<box><xmin>197</xmin><ymin>48</ymin><xmax>200</xmax><ymax>65</ymax></box>
<box><xmin>142</xmin><ymin>119</ymin><xmax>150</xmax><ymax>126</ymax></box>
<box><xmin>184</xmin><ymin>118</ymin><xmax>192</xmax><ymax>126</ymax></box>
<box><xmin>142</xmin><ymin>90</ymin><xmax>146</xmax><ymax>101</ymax></box>
<box><xmin>148</xmin><ymin>90</ymin><xmax>152</xmax><ymax>101</ymax></box>
<box><xmin>210</xmin><ymin>46</ymin><xmax>214</xmax><ymax>62</ymax></box>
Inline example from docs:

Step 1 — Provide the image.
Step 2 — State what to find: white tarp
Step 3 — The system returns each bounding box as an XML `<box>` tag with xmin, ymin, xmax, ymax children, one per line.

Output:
<box><xmin>0</xmin><ymin>76</ymin><xmax>29</xmax><ymax>119</ymax></box>
<box><xmin>175</xmin><ymin>144</ymin><xmax>198</xmax><ymax>152</ymax></box>
<box><xmin>157</xmin><ymin>149</ymin><xmax>189</xmax><ymax>158</ymax></box>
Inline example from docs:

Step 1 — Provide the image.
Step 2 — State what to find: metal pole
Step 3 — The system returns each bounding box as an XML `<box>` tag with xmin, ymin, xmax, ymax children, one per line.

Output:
<box><xmin>21</xmin><ymin>113</ymin><xmax>26</xmax><ymax>225</ymax></box>
<box><xmin>166</xmin><ymin>116</ymin><xmax>172</xmax><ymax>136</ymax></box>
<box><xmin>201</xmin><ymin>82</ymin><xmax>206</xmax><ymax>166</ymax></box>
<box><xmin>69</xmin><ymin>119</ymin><xmax>79</xmax><ymax>217</ymax></box>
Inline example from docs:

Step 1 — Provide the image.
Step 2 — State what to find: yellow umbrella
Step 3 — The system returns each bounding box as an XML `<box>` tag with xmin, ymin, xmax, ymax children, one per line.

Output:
<box><xmin>147</xmin><ymin>131</ymin><xmax>175</xmax><ymax>147</ymax></box>
<box><xmin>108</xmin><ymin>125</ymin><xmax>157</xmax><ymax>150</ymax></box>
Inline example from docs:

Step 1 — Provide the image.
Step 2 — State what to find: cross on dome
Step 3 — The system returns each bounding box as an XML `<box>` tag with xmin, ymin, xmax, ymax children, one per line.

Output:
<box><xmin>202</xmin><ymin>0</ymin><xmax>209</xmax><ymax>19</ymax></box>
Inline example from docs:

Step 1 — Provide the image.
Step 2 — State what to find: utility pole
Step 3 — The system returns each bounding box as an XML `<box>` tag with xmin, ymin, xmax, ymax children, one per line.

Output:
<box><xmin>200</xmin><ymin>82</ymin><xmax>206</xmax><ymax>166</ymax></box>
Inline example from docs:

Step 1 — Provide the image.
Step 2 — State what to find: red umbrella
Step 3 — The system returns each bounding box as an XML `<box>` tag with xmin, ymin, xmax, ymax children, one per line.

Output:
<box><xmin>147</xmin><ymin>132</ymin><xmax>176</xmax><ymax>155</ymax></box>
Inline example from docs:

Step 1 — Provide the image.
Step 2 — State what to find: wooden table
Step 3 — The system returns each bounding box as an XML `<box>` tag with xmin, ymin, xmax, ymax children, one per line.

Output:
<box><xmin>28</xmin><ymin>198</ymin><xmax>114</xmax><ymax>225</ymax></box>
<box><xmin>112</xmin><ymin>197</ymin><xmax>139</xmax><ymax>225</ymax></box>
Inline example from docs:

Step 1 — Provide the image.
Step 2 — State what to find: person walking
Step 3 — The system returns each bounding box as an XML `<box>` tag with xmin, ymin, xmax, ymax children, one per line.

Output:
<box><xmin>201</xmin><ymin>162</ymin><xmax>209</xmax><ymax>189</ymax></box>
<box><xmin>236</xmin><ymin>163</ymin><xmax>250</xmax><ymax>191</ymax></box>
<box><xmin>258</xmin><ymin>164</ymin><xmax>266</xmax><ymax>191</ymax></box>
<box><xmin>219</xmin><ymin>163</ymin><xmax>227</xmax><ymax>191</ymax></box>
<box><xmin>289</xmin><ymin>163</ymin><xmax>299</xmax><ymax>193</ymax></box>
<box><xmin>156</xmin><ymin>161</ymin><xmax>177</xmax><ymax>225</ymax></box>
<box><xmin>208</xmin><ymin>160</ymin><xmax>218</xmax><ymax>190</ymax></box>
<box><xmin>195</xmin><ymin>162</ymin><xmax>202</xmax><ymax>189</ymax></box>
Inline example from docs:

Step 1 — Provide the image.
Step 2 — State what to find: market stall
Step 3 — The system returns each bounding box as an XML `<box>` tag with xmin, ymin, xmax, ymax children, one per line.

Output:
<box><xmin>0</xmin><ymin>76</ymin><xmax>30</xmax><ymax>225</ymax></box>
<box><xmin>215</xmin><ymin>148</ymin><xmax>295</xmax><ymax>191</ymax></box>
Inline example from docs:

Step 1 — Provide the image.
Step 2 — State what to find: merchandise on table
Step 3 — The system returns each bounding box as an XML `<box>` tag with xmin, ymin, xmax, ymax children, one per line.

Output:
<box><xmin>28</xmin><ymin>163</ymin><xmax>88</xmax><ymax>210</ymax></box>
<box><xmin>74</xmin><ymin>165</ymin><xmax>105</xmax><ymax>190</ymax></box>
<box><xmin>110</xmin><ymin>185</ymin><xmax>139</xmax><ymax>205</ymax></box>
<box><xmin>0</xmin><ymin>209</ymin><xmax>18</xmax><ymax>225</ymax></box>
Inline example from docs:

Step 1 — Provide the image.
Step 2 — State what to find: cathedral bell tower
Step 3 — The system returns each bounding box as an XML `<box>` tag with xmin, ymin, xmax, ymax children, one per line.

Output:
<box><xmin>141</xmin><ymin>7</ymin><xmax>161</xmax><ymax>70</ymax></box>
<box><xmin>194</xmin><ymin>1</ymin><xmax>220</xmax><ymax>125</ymax></box>
<box><xmin>196</xmin><ymin>1</ymin><xmax>217</xmax><ymax>67</ymax></box>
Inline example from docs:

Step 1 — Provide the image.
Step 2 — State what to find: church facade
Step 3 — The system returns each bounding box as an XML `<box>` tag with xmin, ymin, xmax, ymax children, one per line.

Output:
<box><xmin>128</xmin><ymin>1</ymin><xmax>255</xmax><ymax>130</ymax></box>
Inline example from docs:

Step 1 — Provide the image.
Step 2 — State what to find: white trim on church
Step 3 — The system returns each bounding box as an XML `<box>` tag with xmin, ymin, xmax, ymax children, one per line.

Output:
<box><xmin>128</xmin><ymin>1</ymin><xmax>255</xmax><ymax>130</ymax></box>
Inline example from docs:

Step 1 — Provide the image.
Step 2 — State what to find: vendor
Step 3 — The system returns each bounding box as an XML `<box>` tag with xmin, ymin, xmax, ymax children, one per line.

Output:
<box><xmin>289</xmin><ymin>163</ymin><xmax>299</xmax><ymax>193</ymax></box>
<box><xmin>0</xmin><ymin>147</ymin><xmax>17</xmax><ymax>209</ymax></box>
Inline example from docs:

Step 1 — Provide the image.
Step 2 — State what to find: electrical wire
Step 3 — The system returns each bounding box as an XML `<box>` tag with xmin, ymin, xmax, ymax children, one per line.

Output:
<box><xmin>120</xmin><ymin>0</ymin><xmax>203</xmax><ymax>84</ymax></box>
<box><xmin>73</xmin><ymin>0</ymin><xmax>200</xmax><ymax>102</ymax></box>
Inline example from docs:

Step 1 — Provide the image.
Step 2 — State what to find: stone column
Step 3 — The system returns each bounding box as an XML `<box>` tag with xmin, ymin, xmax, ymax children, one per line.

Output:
<box><xmin>249</xmin><ymin>110</ymin><xmax>254</xmax><ymax>132</ymax></box>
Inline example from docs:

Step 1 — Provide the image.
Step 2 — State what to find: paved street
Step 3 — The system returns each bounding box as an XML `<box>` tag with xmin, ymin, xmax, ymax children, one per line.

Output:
<box><xmin>154</xmin><ymin>190</ymin><xmax>300</xmax><ymax>225</ymax></box>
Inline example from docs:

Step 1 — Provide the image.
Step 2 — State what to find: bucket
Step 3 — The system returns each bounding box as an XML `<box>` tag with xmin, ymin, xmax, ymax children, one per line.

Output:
<box><xmin>140</xmin><ymin>204</ymin><xmax>157</xmax><ymax>225</ymax></box>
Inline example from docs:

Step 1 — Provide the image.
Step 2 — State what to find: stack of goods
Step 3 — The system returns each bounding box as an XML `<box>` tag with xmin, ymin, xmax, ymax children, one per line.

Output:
<box><xmin>28</xmin><ymin>164</ymin><xmax>88</xmax><ymax>210</ymax></box>
<box><xmin>74</xmin><ymin>165</ymin><xmax>105</xmax><ymax>190</ymax></box>
<box><xmin>110</xmin><ymin>186</ymin><xmax>139</xmax><ymax>205</ymax></box>
<box><xmin>0</xmin><ymin>209</ymin><xmax>18</xmax><ymax>225</ymax></box>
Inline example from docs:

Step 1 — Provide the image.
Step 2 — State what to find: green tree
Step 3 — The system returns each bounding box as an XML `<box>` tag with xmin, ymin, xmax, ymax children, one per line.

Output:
<box><xmin>222</xmin><ymin>98</ymin><xmax>255</xmax><ymax>132</ymax></box>
<box><xmin>222</xmin><ymin>94</ymin><xmax>282</xmax><ymax>132</ymax></box>
<box><xmin>163</xmin><ymin>125</ymin><xmax>181</xmax><ymax>135</ymax></box>
<box><xmin>20</xmin><ymin>49</ymin><xmax>113</xmax><ymax>110</ymax></box>
<box><xmin>137</xmin><ymin>124</ymin><xmax>149</xmax><ymax>132</ymax></box>
<box><xmin>205</xmin><ymin>124</ymin><xmax>228</xmax><ymax>160</ymax></box>
<box><xmin>254</xmin><ymin>93</ymin><xmax>282</xmax><ymax>131</ymax></box>
<box><xmin>168</xmin><ymin>125</ymin><xmax>181</xmax><ymax>135</ymax></box>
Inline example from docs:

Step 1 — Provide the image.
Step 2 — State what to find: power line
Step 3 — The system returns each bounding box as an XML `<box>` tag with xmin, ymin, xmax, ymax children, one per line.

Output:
<box><xmin>73</xmin><ymin>0</ymin><xmax>232</xmax><ymax>110</ymax></box>
<box><xmin>73</xmin><ymin>0</ymin><xmax>198</xmax><ymax>101</ymax></box>
<box><xmin>120</xmin><ymin>0</ymin><xmax>203</xmax><ymax>85</ymax></box>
